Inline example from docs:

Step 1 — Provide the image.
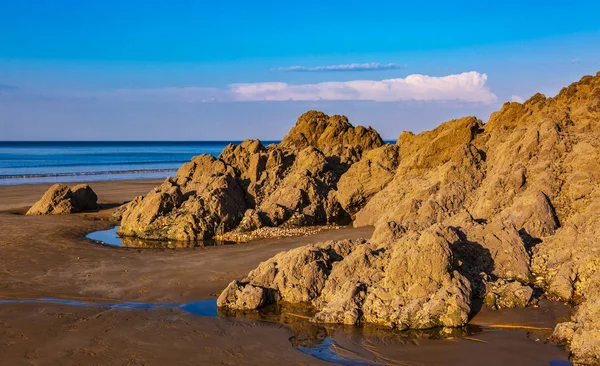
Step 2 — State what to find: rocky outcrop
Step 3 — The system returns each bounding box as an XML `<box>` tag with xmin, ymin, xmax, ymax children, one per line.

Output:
<box><xmin>26</xmin><ymin>184</ymin><xmax>98</xmax><ymax>215</ymax></box>
<box><xmin>218</xmin><ymin>72</ymin><xmax>600</xmax><ymax>363</ymax></box>
<box><xmin>354</xmin><ymin>116</ymin><xmax>485</xmax><ymax>228</ymax></box>
<box><xmin>280</xmin><ymin>111</ymin><xmax>383</xmax><ymax>157</ymax></box>
<box><xmin>118</xmin><ymin>156</ymin><xmax>248</xmax><ymax>241</ymax></box>
<box><xmin>119</xmin><ymin>111</ymin><xmax>383</xmax><ymax>241</ymax></box>
<box><xmin>219</xmin><ymin>223</ymin><xmax>472</xmax><ymax>330</ymax></box>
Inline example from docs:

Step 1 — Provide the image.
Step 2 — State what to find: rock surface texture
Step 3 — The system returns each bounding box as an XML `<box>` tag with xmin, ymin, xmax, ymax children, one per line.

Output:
<box><xmin>216</xmin><ymin>72</ymin><xmax>600</xmax><ymax>363</ymax></box>
<box><xmin>26</xmin><ymin>184</ymin><xmax>99</xmax><ymax>215</ymax></box>
<box><xmin>119</xmin><ymin>111</ymin><xmax>384</xmax><ymax>241</ymax></box>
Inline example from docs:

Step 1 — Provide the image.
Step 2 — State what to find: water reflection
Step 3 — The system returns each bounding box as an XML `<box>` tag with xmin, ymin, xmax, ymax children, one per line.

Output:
<box><xmin>0</xmin><ymin>297</ymin><xmax>218</xmax><ymax>317</ymax></box>
<box><xmin>85</xmin><ymin>226</ymin><xmax>234</xmax><ymax>248</ymax></box>
<box><xmin>0</xmin><ymin>297</ymin><xmax>572</xmax><ymax>365</ymax></box>
<box><xmin>218</xmin><ymin>302</ymin><xmax>486</xmax><ymax>365</ymax></box>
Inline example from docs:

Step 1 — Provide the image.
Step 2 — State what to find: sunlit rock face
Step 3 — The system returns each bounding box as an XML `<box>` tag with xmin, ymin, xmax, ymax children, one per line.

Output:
<box><xmin>118</xmin><ymin>111</ymin><xmax>385</xmax><ymax>241</ymax></box>
<box><xmin>217</xmin><ymin>72</ymin><xmax>600</xmax><ymax>364</ymax></box>
<box><xmin>27</xmin><ymin>183</ymin><xmax>98</xmax><ymax>215</ymax></box>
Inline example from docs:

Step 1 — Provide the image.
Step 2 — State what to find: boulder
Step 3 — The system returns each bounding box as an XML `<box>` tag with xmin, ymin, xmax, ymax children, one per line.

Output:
<box><xmin>217</xmin><ymin>281</ymin><xmax>271</xmax><ymax>310</ymax></box>
<box><xmin>26</xmin><ymin>183</ymin><xmax>98</xmax><ymax>215</ymax></box>
<box><xmin>219</xmin><ymin>224</ymin><xmax>472</xmax><ymax>330</ymax></box>
<box><xmin>484</xmin><ymin>279</ymin><xmax>534</xmax><ymax>310</ymax></box>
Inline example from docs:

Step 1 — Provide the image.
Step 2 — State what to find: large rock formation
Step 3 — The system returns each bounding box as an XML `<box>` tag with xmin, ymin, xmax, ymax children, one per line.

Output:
<box><xmin>26</xmin><ymin>184</ymin><xmax>98</xmax><ymax>215</ymax></box>
<box><xmin>119</xmin><ymin>155</ymin><xmax>248</xmax><ymax>241</ymax></box>
<box><xmin>119</xmin><ymin>111</ymin><xmax>384</xmax><ymax>241</ymax></box>
<box><xmin>218</xmin><ymin>72</ymin><xmax>600</xmax><ymax>363</ymax></box>
<box><xmin>218</xmin><ymin>223</ymin><xmax>472</xmax><ymax>330</ymax></box>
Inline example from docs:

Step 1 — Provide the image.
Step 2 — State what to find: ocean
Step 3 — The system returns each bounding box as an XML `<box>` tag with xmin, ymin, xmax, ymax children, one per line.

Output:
<box><xmin>0</xmin><ymin>141</ymin><xmax>278</xmax><ymax>185</ymax></box>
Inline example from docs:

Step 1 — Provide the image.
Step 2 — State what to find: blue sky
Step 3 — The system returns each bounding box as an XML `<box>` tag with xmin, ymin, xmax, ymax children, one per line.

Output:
<box><xmin>1</xmin><ymin>0</ymin><xmax>600</xmax><ymax>140</ymax></box>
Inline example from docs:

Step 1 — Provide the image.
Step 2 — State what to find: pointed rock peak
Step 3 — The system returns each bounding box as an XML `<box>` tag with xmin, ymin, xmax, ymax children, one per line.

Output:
<box><xmin>280</xmin><ymin>110</ymin><xmax>383</xmax><ymax>152</ymax></box>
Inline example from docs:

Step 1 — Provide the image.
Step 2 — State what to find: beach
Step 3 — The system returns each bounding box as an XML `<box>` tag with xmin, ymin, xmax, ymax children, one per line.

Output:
<box><xmin>0</xmin><ymin>179</ymin><xmax>570</xmax><ymax>365</ymax></box>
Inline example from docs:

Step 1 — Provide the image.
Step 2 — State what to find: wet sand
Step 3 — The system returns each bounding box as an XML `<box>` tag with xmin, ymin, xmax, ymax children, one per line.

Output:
<box><xmin>0</xmin><ymin>180</ymin><xmax>571</xmax><ymax>365</ymax></box>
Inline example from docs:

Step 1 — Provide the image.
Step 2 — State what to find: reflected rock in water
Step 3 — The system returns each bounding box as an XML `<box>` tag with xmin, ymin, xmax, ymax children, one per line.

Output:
<box><xmin>86</xmin><ymin>226</ymin><xmax>234</xmax><ymax>248</ymax></box>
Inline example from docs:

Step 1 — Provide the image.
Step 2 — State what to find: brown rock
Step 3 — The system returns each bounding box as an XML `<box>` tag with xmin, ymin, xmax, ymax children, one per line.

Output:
<box><xmin>118</xmin><ymin>155</ymin><xmax>247</xmax><ymax>241</ymax></box>
<box><xmin>26</xmin><ymin>183</ymin><xmax>98</xmax><ymax>215</ymax></box>
<box><xmin>484</xmin><ymin>279</ymin><xmax>534</xmax><ymax>310</ymax></box>
<box><xmin>217</xmin><ymin>281</ymin><xmax>270</xmax><ymax>310</ymax></box>
<box><xmin>336</xmin><ymin>144</ymin><xmax>399</xmax><ymax>215</ymax></box>
<box><xmin>219</xmin><ymin>224</ymin><xmax>472</xmax><ymax>330</ymax></box>
<box><xmin>280</xmin><ymin>111</ymin><xmax>383</xmax><ymax>155</ymax></box>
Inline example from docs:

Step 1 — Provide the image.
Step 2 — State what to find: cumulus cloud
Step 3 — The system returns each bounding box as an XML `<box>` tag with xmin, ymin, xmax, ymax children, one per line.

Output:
<box><xmin>272</xmin><ymin>62</ymin><xmax>406</xmax><ymax>72</ymax></box>
<box><xmin>230</xmin><ymin>72</ymin><xmax>496</xmax><ymax>103</ymax></box>
<box><xmin>511</xmin><ymin>95</ymin><xmax>525</xmax><ymax>103</ymax></box>
<box><xmin>48</xmin><ymin>72</ymin><xmax>496</xmax><ymax>105</ymax></box>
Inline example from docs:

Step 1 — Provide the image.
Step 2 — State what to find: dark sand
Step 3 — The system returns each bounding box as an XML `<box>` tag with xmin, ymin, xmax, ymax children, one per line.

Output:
<box><xmin>0</xmin><ymin>180</ymin><xmax>571</xmax><ymax>365</ymax></box>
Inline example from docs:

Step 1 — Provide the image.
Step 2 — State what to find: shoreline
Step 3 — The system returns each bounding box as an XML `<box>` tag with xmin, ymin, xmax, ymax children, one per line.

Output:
<box><xmin>0</xmin><ymin>178</ymin><xmax>572</xmax><ymax>365</ymax></box>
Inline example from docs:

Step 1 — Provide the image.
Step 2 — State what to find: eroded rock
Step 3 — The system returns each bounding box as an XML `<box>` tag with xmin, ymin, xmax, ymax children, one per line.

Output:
<box><xmin>484</xmin><ymin>279</ymin><xmax>534</xmax><ymax>310</ymax></box>
<box><xmin>26</xmin><ymin>183</ymin><xmax>98</xmax><ymax>215</ymax></box>
<box><xmin>219</xmin><ymin>224</ymin><xmax>472</xmax><ymax>330</ymax></box>
<box><xmin>119</xmin><ymin>111</ymin><xmax>382</xmax><ymax>241</ymax></box>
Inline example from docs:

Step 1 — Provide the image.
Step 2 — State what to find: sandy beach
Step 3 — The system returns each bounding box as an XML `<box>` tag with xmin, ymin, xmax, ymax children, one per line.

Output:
<box><xmin>0</xmin><ymin>180</ymin><xmax>571</xmax><ymax>365</ymax></box>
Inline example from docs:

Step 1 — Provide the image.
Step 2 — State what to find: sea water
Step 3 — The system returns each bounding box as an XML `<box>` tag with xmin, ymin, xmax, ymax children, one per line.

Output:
<box><xmin>0</xmin><ymin>141</ymin><xmax>278</xmax><ymax>185</ymax></box>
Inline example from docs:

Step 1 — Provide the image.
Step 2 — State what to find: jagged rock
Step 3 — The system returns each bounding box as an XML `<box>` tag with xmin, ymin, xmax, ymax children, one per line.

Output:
<box><xmin>219</xmin><ymin>224</ymin><xmax>472</xmax><ymax>330</ymax></box>
<box><xmin>217</xmin><ymin>281</ymin><xmax>270</xmax><ymax>310</ymax></box>
<box><xmin>108</xmin><ymin>202</ymin><xmax>131</xmax><ymax>221</ymax></box>
<box><xmin>280</xmin><ymin>111</ymin><xmax>383</xmax><ymax>156</ymax></box>
<box><xmin>484</xmin><ymin>279</ymin><xmax>534</xmax><ymax>310</ymax></box>
<box><xmin>120</xmin><ymin>72</ymin><xmax>600</xmax><ymax>363</ymax></box>
<box><xmin>119</xmin><ymin>111</ymin><xmax>382</xmax><ymax>241</ymax></box>
<box><xmin>354</xmin><ymin>117</ymin><xmax>485</xmax><ymax>228</ymax></box>
<box><xmin>552</xmin><ymin>273</ymin><xmax>600</xmax><ymax>364</ymax></box>
<box><xmin>451</xmin><ymin>219</ymin><xmax>532</xmax><ymax>284</ymax></box>
<box><xmin>314</xmin><ymin>224</ymin><xmax>472</xmax><ymax>329</ymax></box>
<box><xmin>336</xmin><ymin>144</ymin><xmax>400</xmax><ymax>215</ymax></box>
<box><xmin>253</xmin><ymin>146</ymin><xmax>349</xmax><ymax>227</ymax></box>
<box><xmin>118</xmin><ymin>156</ymin><xmax>248</xmax><ymax>241</ymax></box>
<box><xmin>26</xmin><ymin>183</ymin><xmax>98</xmax><ymax>215</ymax></box>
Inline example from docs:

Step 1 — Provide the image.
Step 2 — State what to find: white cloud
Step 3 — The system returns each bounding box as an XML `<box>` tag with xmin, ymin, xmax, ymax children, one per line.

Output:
<box><xmin>230</xmin><ymin>72</ymin><xmax>496</xmax><ymax>103</ymax></box>
<box><xmin>54</xmin><ymin>72</ymin><xmax>496</xmax><ymax>104</ymax></box>
<box><xmin>511</xmin><ymin>95</ymin><xmax>525</xmax><ymax>103</ymax></box>
<box><xmin>272</xmin><ymin>62</ymin><xmax>407</xmax><ymax>72</ymax></box>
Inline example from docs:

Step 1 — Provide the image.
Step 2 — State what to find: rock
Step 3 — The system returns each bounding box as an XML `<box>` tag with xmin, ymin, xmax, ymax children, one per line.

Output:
<box><xmin>254</xmin><ymin>146</ymin><xmax>349</xmax><ymax>227</ymax></box>
<box><xmin>120</xmin><ymin>72</ymin><xmax>600</xmax><ymax>363</ymax></box>
<box><xmin>70</xmin><ymin>184</ymin><xmax>99</xmax><ymax>212</ymax></box>
<box><xmin>119</xmin><ymin>156</ymin><xmax>248</xmax><ymax>241</ymax></box>
<box><xmin>280</xmin><ymin>111</ymin><xmax>383</xmax><ymax>155</ymax></box>
<box><xmin>26</xmin><ymin>183</ymin><xmax>99</xmax><ymax>215</ymax></box>
<box><xmin>217</xmin><ymin>280</ymin><xmax>270</xmax><ymax>310</ymax></box>
<box><xmin>354</xmin><ymin>117</ymin><xmax>485</xmax><ymax>228</ymax></box>
<box><xmin>219</xmin><ymin>224</ymin><xmax>472</xmax><ymax>330</ymax></box>
<box><xmin>484</xmin><ymin>279</ymin><xmax>534</xmax><ymax>310</ymax></box>
<box><xmin>119</xmin><ymin>111</ymin><xmax>383</xmax><ymax>242</ymax></box>
<box><xmin>108</xmin><ymin>202</ymin><xmax>131</xmax><ymax>221</ymax></box>
<box><xmin>552</xmin><ymin>276</ymin><xmax>600</xmax><ymax>364</ymax></box>
<box><xmin>336</xmin><ymin>144</ymin><xmax>400</xmax><ymax>215</ymax></box>
<box><xmin>315</xmin><ymin>224</ymin><xmax>472</xmax><ymax>329</ymax></box>
<box><xmin>453</xmin><ymin>219</ymin><xmax>532</xmax><ymax>284</ymax></box>
<box><xmin>243</xmin><ymin>239</ymin><xmax>361</xmax><ymax>305</ymax></box>
<box><xmin>217</xmin><ymin>239</ymin><xmax>361</xmax><ymax>310</ymax></box>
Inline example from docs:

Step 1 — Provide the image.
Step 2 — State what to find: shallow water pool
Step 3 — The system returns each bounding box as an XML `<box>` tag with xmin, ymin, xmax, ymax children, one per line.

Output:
<box><xmin>85</xmin><ymin>226</ymin><xmax>234</xmax><ymax>248</ymax></box>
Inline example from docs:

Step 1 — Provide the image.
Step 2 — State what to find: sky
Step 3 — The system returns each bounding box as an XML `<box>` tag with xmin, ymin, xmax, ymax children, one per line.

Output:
<box><xmin>1</xmin><ymin>0</ymin><xmax>600</xmax><ymax>140</ymax></box>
